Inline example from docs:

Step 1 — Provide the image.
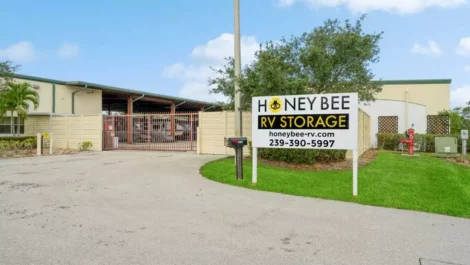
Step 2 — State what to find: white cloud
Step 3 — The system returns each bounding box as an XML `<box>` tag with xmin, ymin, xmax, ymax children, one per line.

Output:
<box><xmin>58</xmin><ymin>43</ymin><xmax>79</xmax><ymax>59</ymax></box>
<box><xmin>277</xmin><ymin>0</ymin><xmax>467</xmax><ymax>14</ymax></box>
<box><xmin>163</xmin><ymin>33</ymin><xmax>260</xmax><ymax>102</ymax></box>
<box><xmin>451</xmin><ymin>86</ymin><xmax>470</xmax><ymax>108</ymax></box>
<box><xmin>178</xmin><ymin>80</ymin><xmax>228</xmax><ymax>103</ymax></box>
<box><xmin>278</xmin><ymin>0</ymin><xmax>296</xmax><ymax>7</ymax></box>
<box><xmin>465</xmin><ymin>66</ymin><xmax>470</xmax><ymax>72</ymax></box>
<box><xmin>410</xmin><ymin>41</ymin><xmax>442</xmax><ymax>56</ymax></box>
<box><xmin>0</xmin><ymin>41</ymin><xmax>36</xmax><ymax>62</ymax></box>
<box><xmin>456</xmin><ymin>37</ymin><xmax>470</xmax><ymax>57</ymax></box>
<box><xmin>191</xmin><ymin>33</ymin><xmax>259</xmax><ymax>65</ymax></box>
<box><xmin>163</xmin><ymin>63</ymin><xmax>185</xmax><ymax>78</ymax></box>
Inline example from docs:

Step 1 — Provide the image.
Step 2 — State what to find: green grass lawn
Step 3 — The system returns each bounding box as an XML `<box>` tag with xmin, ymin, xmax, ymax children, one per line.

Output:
<box><xmin>201</xmin><ymin>152</ymin><xmax>470</xmax><ymax>218</ymax></box>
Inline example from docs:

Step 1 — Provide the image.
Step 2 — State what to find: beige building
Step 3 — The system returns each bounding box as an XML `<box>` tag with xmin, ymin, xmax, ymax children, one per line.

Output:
<box><xmin>376</xmin><ymin>79</ymin><xmax>451</xmax><ymax>115</ymax></box>
<box><xmin>1</xmin><ymin>74</ymin><xmax>219</xmax><ymax>151</ymax></box>
<box><xmin>1</xmin><ymin>74</ymin><xmax>451</xmax><ymax>153</ymax></box>
<box><xmin>362</xmin><ymin>79</ymin><xmax>452</xmax><ymax>148</ymax></box>
<box><xmin>10</xmin><ymin>76</ymin><xmax>103</xmax><ymax>115</ymax></box>
<box><xmin>8</xmin><ymin>74</ymin><xmax>215</xmax><ymax>117</ymax></box>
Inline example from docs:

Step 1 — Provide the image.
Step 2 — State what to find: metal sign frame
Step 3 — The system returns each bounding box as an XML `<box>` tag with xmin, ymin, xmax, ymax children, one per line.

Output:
<box><xmin>251</xmin><ymin>93</ymin><xmax>359</xmax><ymax>196</ymax></box>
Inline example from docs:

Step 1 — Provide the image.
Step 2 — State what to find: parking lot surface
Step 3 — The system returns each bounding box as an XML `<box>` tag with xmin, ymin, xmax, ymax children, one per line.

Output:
<box><xmin>1</xmin><ymin>151</ymin><xmax>469</xmax><ymax>265</ymax></box>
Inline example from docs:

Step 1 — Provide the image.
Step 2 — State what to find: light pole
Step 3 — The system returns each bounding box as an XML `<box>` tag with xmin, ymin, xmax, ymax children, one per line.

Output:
<box><xmin>234</xmin><ymin>0</ymin><xmax>242</xmax><ymax>137</ymax></box>
<box><xmin>234</xmin><ymin>0</ymin><xmax>243</xmax><ymax>179</ymax></box>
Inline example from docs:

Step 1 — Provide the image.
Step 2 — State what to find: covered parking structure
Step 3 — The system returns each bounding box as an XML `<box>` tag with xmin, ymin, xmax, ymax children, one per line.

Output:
<box><xmin>64</xmin><ymin>81</ymin><xmax>222</xmax><ymax>152</ymax></box>
<box><xmin>12</xmin><ymin>74</ymin><xmax>221</xmax><ymax>152</ymax></box>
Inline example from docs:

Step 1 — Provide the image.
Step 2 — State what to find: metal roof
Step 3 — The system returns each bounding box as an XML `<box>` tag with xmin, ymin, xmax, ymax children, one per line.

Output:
<box><xmin>13</xmin><ymin>74</ymin><xmax>452</xmax><ymax>106</ymax></box>
<box><xmin>376</xmin><ymin>79</ymin><xmax>452</xmax><ymax>85</ymax></box>
<box><xmin>14</xmin><ymin>74</ymin><xmax>217</xmax><ymax>107</ymax></box>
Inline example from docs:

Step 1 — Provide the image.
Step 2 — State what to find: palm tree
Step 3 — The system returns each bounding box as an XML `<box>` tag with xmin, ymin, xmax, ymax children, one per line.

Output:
<box><xmin>1</xmin><ymin>82</ymin><xmax>39</xmax><ymax>136</ymax></box>
<box><xmin>0</xmin><ymin>89</ymin><xmax>16</xmax><ymax>134</ymax></box>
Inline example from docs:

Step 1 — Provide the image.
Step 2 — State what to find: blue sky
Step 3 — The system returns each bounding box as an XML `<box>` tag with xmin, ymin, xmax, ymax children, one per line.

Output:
<box><xmin>1</xmin><ymin>0</ymin><xmax>469</xmax><ymax>107</ymax></box>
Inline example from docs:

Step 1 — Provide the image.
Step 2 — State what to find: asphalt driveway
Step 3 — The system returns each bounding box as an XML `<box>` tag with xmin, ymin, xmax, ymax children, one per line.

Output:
<box><xmin>0</xmin><ymin>151</ymin><xmax>469</xmax><ymax>265</ymax></box>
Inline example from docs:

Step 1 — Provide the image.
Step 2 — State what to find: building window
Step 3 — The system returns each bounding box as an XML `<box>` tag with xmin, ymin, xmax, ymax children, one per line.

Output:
<box><xmin>378</xmin><ymin>116</ymin><xmax>398</xmax><ymax>133</ymax></box>
<box><xmin>0</xmin><ymin>117</ymin><xmax>25</xmax><ymax>134</ymax></box>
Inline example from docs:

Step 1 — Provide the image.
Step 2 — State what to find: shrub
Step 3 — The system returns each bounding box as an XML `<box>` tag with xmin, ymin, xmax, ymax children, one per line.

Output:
<box><xmin>377</xmin><ymin>133</ymin><xmax>404</xmax><ymax>151</ymax></box>
<box><xmin>22</xmin><ymin>138</ymin><xmax>36</xmax><ymax>149</ymax></box>
<box><xmin>377</xmin><ymin>133</ymin><xmax>466</xmax><ymax>153</ymax></box>
<box><xmin>0</xmin><ymin>136</ymin><xmax>37</xmax><ymax>150</ymax></box>
<box><xmin>249</xmin><ymin>141</ymin><xmax>346</xmax><ymax>165</ymax></box>
<box><xmin>78</xmin><ymin>141</ymin><xmax>93</xmax><ymax>151</ymax></box>
<box><xmin>0</xmin><ymin>136</ymin><xmax>36</xmax><ymax>142</ymax></box>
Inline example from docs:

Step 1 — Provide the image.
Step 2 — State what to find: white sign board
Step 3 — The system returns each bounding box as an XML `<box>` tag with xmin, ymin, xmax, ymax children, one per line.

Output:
<box><xmin>251</xmin><ymin>93</ymin><xmax>359</xmax><ymax>196</ymax></box>
<box><xmin>251</xmin><ymin>93</ymin><xmax>358</xmax><ymax>150</ymax></box>
<box><xmin>462</xmin><ymin>130</ymin><xmax>468</xmax><ymax>140</ymax></box>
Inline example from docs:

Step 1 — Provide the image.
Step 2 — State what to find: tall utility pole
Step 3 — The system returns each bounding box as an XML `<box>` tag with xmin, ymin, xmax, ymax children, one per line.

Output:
<box><xmin>234</xmin><ymin>0</ymin><xmax>242</xmax><ymax>137</ymax></box>
<box><xmin>233</xmin><ymin>0</ymin><xmax>243</xmax><ymax>180</ymax></box>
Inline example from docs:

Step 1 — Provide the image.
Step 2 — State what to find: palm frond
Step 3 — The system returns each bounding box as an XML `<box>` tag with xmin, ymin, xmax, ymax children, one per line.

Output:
<box><xmin>0</xmin><ymin>82</ymin><xmax>40</xmax><ymax>122</ymax></box>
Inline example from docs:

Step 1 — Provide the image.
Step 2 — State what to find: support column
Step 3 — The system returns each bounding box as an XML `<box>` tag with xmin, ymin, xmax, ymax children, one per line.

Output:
<box><xmin>190</xmin><ymin>114</ymin><xmax>193</xmax><ymax>150</ymax></box>
<box><xmin>353</xmin><ymin>149</ymin><xmax>358</xmax><ymax>196</ymax></box>
<box><xmin>52</xmin><ymin>83</ymin><xmax>56</xmax><ymax>113</ymax></box>
<box><xmin>252</xmin><ymin>147</ymin><xmax>258</xmax><ymax>185</ymax></box>
<box><xmin>147</xmin><ymin>115</ymin><xmax>151</xmax><ymax>147</ymax></box>
<box><xmin>127</xmin><ymin>95</ymin><xmax>132</xmax><ymax>144</ymax></box>
<box><xmin>200</xmin><ymin>105</ymin><xmax>205</xmax><ymax>112</ymax></box>
<box><xmin>170</xmin><ymin>102</ymin><xmax>176</xmax><ymax>137</ymax></box>
<box><xmin>37</xmin><ymin>133</ymin><xmax>42</xmax><ymax>156</ymax></box>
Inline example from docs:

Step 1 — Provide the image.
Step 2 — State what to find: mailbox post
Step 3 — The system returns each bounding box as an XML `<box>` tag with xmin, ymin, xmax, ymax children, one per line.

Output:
<box><xmin>224</xmin><ymin>137</ymin><xmax>248</xmax><ymax>180</ymax></box>
<box><xmin>462</xmin><ymin>130</ymin><xmax>468</xmax><ymax>156</ymax></box>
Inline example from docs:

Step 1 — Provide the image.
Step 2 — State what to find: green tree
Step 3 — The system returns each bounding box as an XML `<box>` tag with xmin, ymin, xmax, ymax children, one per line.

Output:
<box><xmin>0</xmin><ymin>89</ymin><xmax>15</xmax><ymax>134</ymax></box>
<box><xmin>209</xmin><ymin>15</ymin><xmax>383</xmax><ymax>110</ymax></box>
<box><xmin>0</xmin><ymin>61</ymin><xmax>20</xmax><ymax>134</ymax></box>
<box><xmin>0</xmin><ymin>82</ymin><xmax>39</xmax><ymax>136</ymax></box>
<box><xmin>0</xmin><ymin>61</ymin><xmax>19</xmax><ymax>91</ymax></box>
<box><xmin>439</xmin><ymin>103</ymin><xmax>470</xmax><ymax>134</ymax></box>
<box><xmin>463</xmin><ymin>101</ymin><xmax>470</xmax><ymax>119</ymax></box>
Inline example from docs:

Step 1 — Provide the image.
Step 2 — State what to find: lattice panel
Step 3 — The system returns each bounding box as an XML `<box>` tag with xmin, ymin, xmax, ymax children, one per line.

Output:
<box><xmin>427</xmin><ymin>115</ymin><xmax>449</xmax><ymax>134</ymax></box>
<box><xmin>378</xmin><ymin>116</ymin><xmax>398</xmax><ymax>133</ymax></box>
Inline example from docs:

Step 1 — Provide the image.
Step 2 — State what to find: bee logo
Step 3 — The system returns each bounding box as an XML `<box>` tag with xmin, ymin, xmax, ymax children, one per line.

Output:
<box><xmin>268</xmin><ymin>97</ymin><xmax>282</xmax><ymax>113</ymax></box>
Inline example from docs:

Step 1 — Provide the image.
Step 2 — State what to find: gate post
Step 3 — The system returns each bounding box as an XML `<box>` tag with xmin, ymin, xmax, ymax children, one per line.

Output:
<box><xmin>170</xmin><ymin>103</ymin><xmax>175</xmax><ymax>137</ymax></box>
<box><xmin>127</xmin><ymin>95</ymin><xmax>132</xmax><ymax>144</ymax></box>
<box><xmin>190</xmin><ymin>114</ymin><xmax>193</xmax><ymax>150</ymax></box>
<box><xmin>148</xmin><ymin>115</ymin><xmax>151</xmax><ymax>148</ymax></box>
<box><xmin>37</xmin><ymin>133</ymin><xmax>42</xmax><ymax>156</ymax></box>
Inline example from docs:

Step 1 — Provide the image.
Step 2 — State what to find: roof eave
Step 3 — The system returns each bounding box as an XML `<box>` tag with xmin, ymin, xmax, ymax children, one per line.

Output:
<box><xmin>66</xmin><ymin>81</ymin><xmax>217</xmax><ymax>106</ymax></box>
<box><xmin>376</xmin><ymin>79</ymin><xmax>452</xmax><ymax>85</ymax></box>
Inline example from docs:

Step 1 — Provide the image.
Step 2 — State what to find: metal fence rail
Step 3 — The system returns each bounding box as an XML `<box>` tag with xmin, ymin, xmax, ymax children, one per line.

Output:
<box><xmin>103</xmin><ymin>113</ymin><xmax>198</xmax><ymax>151</ymax></box>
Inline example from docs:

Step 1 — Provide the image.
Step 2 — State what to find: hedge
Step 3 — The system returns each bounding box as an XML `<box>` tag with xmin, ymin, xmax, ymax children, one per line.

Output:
<box><xmin>249</xmin><ymin>141</ymin><xmax>346</xmax><ymax>165</ymax></box>
<box><xmin>377</xmin><ymin>133</ymin><xmax>466</xmax><ymax>153</ymax></box>
<box><xmin>0</xmin><ymin>136</ymin><xmax>37</xmax><ymax>150</ymax></box>
<box><xmin>0</xmin><ymin>136</ymin><xmax>36</xmax><ymax>141</ymax></box>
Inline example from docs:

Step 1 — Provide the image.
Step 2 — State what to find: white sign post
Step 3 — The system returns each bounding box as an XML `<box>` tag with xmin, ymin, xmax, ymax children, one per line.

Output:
<box><xmin>462</xmin><ymin>130</ymin><xmax>468</xmax><ymax>156</ymax></box>
<box><xmin>251</xmin><ymin>93</ymin><xmax>359</xmax><ymax>196</ymax></box>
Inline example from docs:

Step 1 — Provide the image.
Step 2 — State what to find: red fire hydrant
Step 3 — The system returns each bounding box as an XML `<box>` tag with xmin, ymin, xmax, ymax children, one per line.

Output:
<box><xmin>400</xmin><ymin>128</ymin><xmax>415</xmax><ymax>155</ymax></box>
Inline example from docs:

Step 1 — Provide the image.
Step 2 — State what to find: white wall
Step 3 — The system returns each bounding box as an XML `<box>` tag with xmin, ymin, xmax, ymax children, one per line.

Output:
<box><xmin>360</xmin><ymin>100</ymin><xmax>427</xmax><ymax>148</ymax></box>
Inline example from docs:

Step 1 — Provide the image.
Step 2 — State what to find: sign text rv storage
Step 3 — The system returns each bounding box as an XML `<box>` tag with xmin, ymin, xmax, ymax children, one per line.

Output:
<box><xmin>252</xmin><ymin>93</ymin><xmax>358</xmax><ymax>150</ymax></box>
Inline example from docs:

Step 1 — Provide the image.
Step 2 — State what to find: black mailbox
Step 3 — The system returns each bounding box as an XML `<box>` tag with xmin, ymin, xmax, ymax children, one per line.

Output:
<box><xmin>224</xmin><ymin>137</ymin><xmax>248</xmax><ymax>148</ymax></box>
<box><xmin>224</xmin><ymin>137</ymin><xmax>247</xmax><ymax>180</ymax></box>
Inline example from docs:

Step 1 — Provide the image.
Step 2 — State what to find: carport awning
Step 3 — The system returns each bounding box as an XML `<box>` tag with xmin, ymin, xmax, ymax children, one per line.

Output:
<box><xmin>66</xmin><ymin>81</ymin><xmax>219</xmax><ymax>109</ymax></box>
